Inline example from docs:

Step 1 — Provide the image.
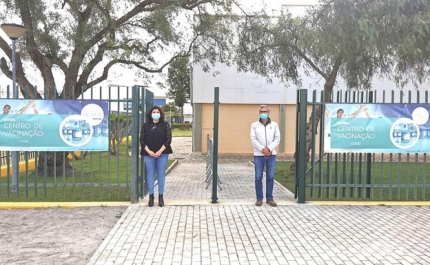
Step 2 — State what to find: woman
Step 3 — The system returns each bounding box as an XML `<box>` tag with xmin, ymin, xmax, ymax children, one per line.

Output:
<box><xmin>140</xmin><ymin>106</ymin><xmax>173</xmax><ymax>207</ymax></box>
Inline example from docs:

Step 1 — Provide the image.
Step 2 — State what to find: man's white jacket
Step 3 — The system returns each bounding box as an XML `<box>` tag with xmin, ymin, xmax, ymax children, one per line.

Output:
<box><xmin>250</xmin><ymin>118</ymin><xmax>281</xmax><ymax>156</ymax></box>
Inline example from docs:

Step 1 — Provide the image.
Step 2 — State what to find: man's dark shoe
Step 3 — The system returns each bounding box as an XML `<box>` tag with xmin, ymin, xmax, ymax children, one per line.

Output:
<box><xmin>255</xmin><ymin>200</ymin><xmax>263</xmax><ymax>206</ymax></box>
<box><xmin>266</xmin><ymin>200</ymin><xmax>277</xmax><ymax>207</ymax></box>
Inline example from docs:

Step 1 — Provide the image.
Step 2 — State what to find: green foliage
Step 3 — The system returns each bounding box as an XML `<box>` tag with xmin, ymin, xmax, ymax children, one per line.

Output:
<box><xmin>165</xmin><ymin>56</ymin><xmax>191</xmax><ymax>122</ymax></box>
<box><xmin>377</xmin><ymin>0</ymin><xmax>430</xmax><ymax>87</ymax></box>
<box><xmin>109</xmin><ymin>113</ymin><xmax>132</xmax><ymax>154</ymax></box>
<box><xmin>0</xmin><ymin>0</ymin><xmax>238</xmax><ymax>99</ymax></box>
<box><xmin>163</xmin><ymin>102</ymin><xmax>178</xmax><ymax>113</ymax></box>
<box><xmin>171</xmin><ymin>123</ymin><xmax>192</xmax><ymax>130</ymax></box>
<box><xmin>163</xmin><ymin>102</ymin><xmax>180</xmax><ymax>123</ymax></box>
<box><xmin>109</xmin><ymin>113</ymin><xmax>131</xmax><ymax>124</ymax></box>
<box><xmin>236</xmin><ymin>0</ymin><xmax>430</xmax><ymax>92</ymax></box>
<box><xmin>166</xmin><ymin>56</ymin><xmax>190</xmax><ymax>108</ymax></box>
<box><xmin>172</xmin><ymin>129</ymin><xmax>192</xmax><ymax>137</ymax></box>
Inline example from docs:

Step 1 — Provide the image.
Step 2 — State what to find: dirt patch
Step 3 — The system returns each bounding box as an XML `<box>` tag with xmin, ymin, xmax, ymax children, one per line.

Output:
<box><xmin>0</xmin><ymin>206</ymin><xmax>127</xmax><ymax>265</ymax></box>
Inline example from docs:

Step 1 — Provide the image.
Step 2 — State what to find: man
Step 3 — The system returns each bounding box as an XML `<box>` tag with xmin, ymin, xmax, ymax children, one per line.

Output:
<box><xmin>250</xmin><ymin>104</ymin><xmax>281</xmax><ymax>207</ymax></box>
<box><xmin>2</xmin><ymin>101</ymin><xmax>38</xmax><ymax>114</ymax></box>
<box><xmin>324</xmin><ymin>108</ymin><xmax>344</xmax><ymax>119</ymax></box>
<box><xmin>3</xmin><ymin>104</ymin><xmax>11</xmax><ymax>114</ymax></box>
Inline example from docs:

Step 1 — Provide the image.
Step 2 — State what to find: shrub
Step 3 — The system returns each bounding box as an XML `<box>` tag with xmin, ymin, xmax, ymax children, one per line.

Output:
<box><xmin>171</xmin><ymin>123</ymin><xmax>192</xmax><ymax>130</ymax></box>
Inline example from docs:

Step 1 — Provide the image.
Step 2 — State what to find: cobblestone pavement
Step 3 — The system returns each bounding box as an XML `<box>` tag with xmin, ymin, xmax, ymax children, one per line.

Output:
<box><xmin>90</xmin><ymin>204</ymin><xmax>430</xmax><ymax>265</ymax></box>
<box><xmin>164</xmin><ymin>162</ymin><xmax>294</xmax><ymax>202</ymax></box>
<box><xmin>88</xmin><ymin>161</ymin><xmax>430</xmax><ymax>265</ymax></box>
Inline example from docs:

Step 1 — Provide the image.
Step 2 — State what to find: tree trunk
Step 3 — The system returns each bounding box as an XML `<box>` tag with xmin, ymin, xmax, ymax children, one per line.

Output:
<box><xmin>290</xmin><ymin>105</ymin><xmax>322</xmax><ymax>172</ymax></box>
<box><xmin>36</xmin><ymin>151</ymin><xmax>73</xmax><ymax>176</ymax></box>
<box><xmin>290</xmin><ymin>58</ymin><xmax>342</xmax><ymax>172</ymax></box>
<box><xmin>110</xmin><ymin>140</ymin><xmax>118</xmax><ymax>155</ymax></box>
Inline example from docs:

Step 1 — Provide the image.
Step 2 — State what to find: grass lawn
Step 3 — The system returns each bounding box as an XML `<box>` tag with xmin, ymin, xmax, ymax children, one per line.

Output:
<box><xmin>172</xmin><ymin>129</ymin><xmax>192</xmax><ymax>137</ymax></box>
<box><xmin>275</xmin><ymin>160</ymin><xmax>430</xmax><ymax>201</ymax></box>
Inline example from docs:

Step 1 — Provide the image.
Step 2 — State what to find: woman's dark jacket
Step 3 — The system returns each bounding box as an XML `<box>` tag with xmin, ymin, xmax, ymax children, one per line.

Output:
<box><xmin>139</xmin><ymin>121</ymin><xmax>173</xmax><ymax>156</ymax></box>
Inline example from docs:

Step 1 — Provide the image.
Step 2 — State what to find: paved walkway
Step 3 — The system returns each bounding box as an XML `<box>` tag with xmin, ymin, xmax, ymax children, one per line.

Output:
<box><xmin>88</xmin><ymin>162</ymin><xmax>430</xmax><ymax>265</ymax></box>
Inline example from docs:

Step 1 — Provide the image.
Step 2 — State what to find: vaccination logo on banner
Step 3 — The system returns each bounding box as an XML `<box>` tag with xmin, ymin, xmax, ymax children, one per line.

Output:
<box><xmin>0</xmin><ymin>99</ymin><xmax>109</xmax><ymax>151</ymax></box>
<box><xmin>324</xmin><ymin>103</ymin><xmax>430</xmax><ymax>153</ymax></box>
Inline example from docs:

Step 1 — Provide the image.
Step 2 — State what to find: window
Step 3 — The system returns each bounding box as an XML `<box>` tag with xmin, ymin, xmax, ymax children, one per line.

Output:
<box><xmin>123</xmin><ymin>99</ymin><xmax>132</xmax><ymax>110</ymax></box>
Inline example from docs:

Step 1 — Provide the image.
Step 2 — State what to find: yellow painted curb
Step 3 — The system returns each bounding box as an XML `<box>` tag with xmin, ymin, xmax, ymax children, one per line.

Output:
<box><xmin>306</xmin><ymin>201</ymin><xmax>430</xmax><ymax>206</ymax></box>
<box><xmin>0</xmin><ymin>201</ymin><xmax>132</xmax><ymax>209</ymax></box>
<box><xmin>2</xmin><ymin>200</ymin><xmax>429</xmax><ymax>209</ymax></box>
<box><xmin>1</xmin><ymin>159</ymin><xmax>36</xmax><ymax>177</ymax></box>
<box><xmin>132</xmin><ymin>200</ymin><xmax>430</xmax><ymax>206</ymax></box>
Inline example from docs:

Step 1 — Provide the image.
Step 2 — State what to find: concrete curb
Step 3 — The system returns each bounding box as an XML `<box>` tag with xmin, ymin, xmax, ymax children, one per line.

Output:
<box><xmin>165</xmin><ymin>159</ymin><xmax>179</xmax><ymax>175</ymax></box>
<box><xmin>2</xmin><ymin>200</ymin><xmax>429</xmax><ymax>210</ymax></box>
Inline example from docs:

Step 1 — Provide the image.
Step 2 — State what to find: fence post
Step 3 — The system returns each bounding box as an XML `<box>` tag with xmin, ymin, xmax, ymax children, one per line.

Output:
<box><xmin>297</xmin><ymin>89</ymin><xmax>308</xmax><ymax>203</ymax></box>
<box><xmin>212</xmin><ymin>87</ymin><xmax>219</xmax><ymax>203</ymax></box>
<box><xmin>366</xmin><ymin>90</ymin><xmax>374</xmax><ymax>198</ymax></box>
<box><xmin>131</xmin><ymin>86</ymin><xmax>139</xmax><ymax>203</ymax></box>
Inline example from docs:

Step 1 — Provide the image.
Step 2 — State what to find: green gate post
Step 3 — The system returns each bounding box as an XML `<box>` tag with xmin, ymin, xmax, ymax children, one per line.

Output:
<box><xmin>131</xmin><ymin>86</ymin><xmax>140</xmax><ymax>203</ymax></box>
<box><xmin>142</xmin><ymin>87</ymin><xmax>153</xmax><ymax>197</ymax></box>
<box><xmin>294</xmin><ymin>90</ymin><xmax>299</xmax><ymax>199</ymax></box>
<box><xmin>212</xmin><ymin>87</ymin><xmax>219</xmax><ymax>203</ymax></box>
<box><xmin>297</xmin><ymin>89</ymin><xmax>308</xmax><ymax>203</ymax></box>
<box><xmin>366</xmin><ymin>90</ymin><xmax>374</xmax><ymax>198</ymax></box>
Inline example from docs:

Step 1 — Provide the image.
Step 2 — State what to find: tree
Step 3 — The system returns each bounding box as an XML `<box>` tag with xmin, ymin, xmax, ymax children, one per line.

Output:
<box><xmin>0</xmin><ymin>0</ymin><xmax>238</xmax><ymax>175</ymax></box>
<box><xmin>163</xmin><ymin>102</ymin><xmax>179</xmax><ymax>123</ymax></box>
<box><xmin>235</xmin><ymin>0</ymin><xmax>430</xmax><ymax>172</ymax></box>
<box><xmin>109</xmin><ymin>113</ymin><xmax>132</xmax><ymax>155</ymax></box>
<box><xmin>166</xmin><ymin>56</ymin><xmax>190</xmax><ymax>123</ymax></box>
<box><xmin>374</xmin><ymin>0</ymin><xmax>430</xmax><ymax>87</ymax></box>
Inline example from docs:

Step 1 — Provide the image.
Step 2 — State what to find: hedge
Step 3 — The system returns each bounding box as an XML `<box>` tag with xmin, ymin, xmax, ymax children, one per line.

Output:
<box><xmin>171</xmin><ymin>123</ymin><xmax>192</xmax><ymax>130</ymax></box>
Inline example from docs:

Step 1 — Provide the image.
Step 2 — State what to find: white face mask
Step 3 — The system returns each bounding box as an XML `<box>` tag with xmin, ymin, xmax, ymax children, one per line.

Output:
<box><xmin>259</xmin><ymin>113</ymin><xmax>268</xmax><ymax>120</ymax></box>
<box><xmin>151</xmin><ymin>113</ymin><xmax>160</xmax><ymax>120</ymax></box>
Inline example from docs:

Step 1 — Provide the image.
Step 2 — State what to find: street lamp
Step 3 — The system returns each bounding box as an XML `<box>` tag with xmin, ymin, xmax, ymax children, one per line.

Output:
<box><xmin>1</xmin><ymin>23</ymin><xmax>26</xmax><ymax>193</ymax></box>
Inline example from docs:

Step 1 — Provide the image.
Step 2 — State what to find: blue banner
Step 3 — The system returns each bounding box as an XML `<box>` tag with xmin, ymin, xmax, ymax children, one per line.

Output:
<box><xmin>324</xmin><ymin>103</ymin><xmax>430</xmax><ymax>153</ymax></box>
<box><xmin>0</xmin><ymin>99</ymin><xmax>109</xmax><ymax>151</ymax></box>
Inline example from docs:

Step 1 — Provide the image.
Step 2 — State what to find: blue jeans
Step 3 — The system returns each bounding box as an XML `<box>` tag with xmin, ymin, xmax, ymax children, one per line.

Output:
<box><xmin>144</xmin><ymin>154</ymin><xmax>169</xmax><ymax>195</ymax></box>
<box><xmin>254</xmin><ymin>155</ymin><xmax>276</xmax><ymax>201</ymax></box>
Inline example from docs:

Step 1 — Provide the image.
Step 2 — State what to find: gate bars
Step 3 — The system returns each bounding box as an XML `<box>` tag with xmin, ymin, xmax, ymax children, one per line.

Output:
<box><xmin>296</xmin><ymin>89</ymin><xmax>430</xmax><ymax>203</ymax></box>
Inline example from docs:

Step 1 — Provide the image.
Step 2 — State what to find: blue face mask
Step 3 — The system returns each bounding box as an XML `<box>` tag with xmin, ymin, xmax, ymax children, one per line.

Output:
<box><xmin>152</xmin><ymin>113</ymin><xmax>161</xmax><ymax>120</ymax></box>
<box><xmin>260</xmin><ymin>113</ymin><xmax>268</xmax><ymax>120</ymax></box>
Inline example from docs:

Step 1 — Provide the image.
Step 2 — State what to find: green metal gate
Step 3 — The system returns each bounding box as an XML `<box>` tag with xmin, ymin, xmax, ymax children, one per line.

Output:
<box><xmin>0</xmin><ymin>85</ymin><xmax>153</xmax><ymax>202</ymax></box>
<box><xmin>131</xmin><ymin>86</ymin><xmax>154</xmax><ymax>203</ymax></box>
<box><xmin>295</xmin><ymin>89</ymin><xmax>430</xmax><ymax>202</ymax></box>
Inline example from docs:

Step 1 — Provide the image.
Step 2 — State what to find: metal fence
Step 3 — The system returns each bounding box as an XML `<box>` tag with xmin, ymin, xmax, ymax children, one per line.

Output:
<box><xmin>1</xmin><ymin>151</ymin><xmax>37</xmax><ymax>165</ymax></box>
<box><xmin>0</xmin><ymin>85</ymin><xmax>153</xmax><ymax>202</ymax></box>
<box><xmin>295</xmin><ymin>89</ymin><xmax>430</xmax><ymax>202</ymax></box>
<box><xmin>205</xmin><ymin>134</ymin><xmax>222</xmax><ymax>190</ymax></box>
